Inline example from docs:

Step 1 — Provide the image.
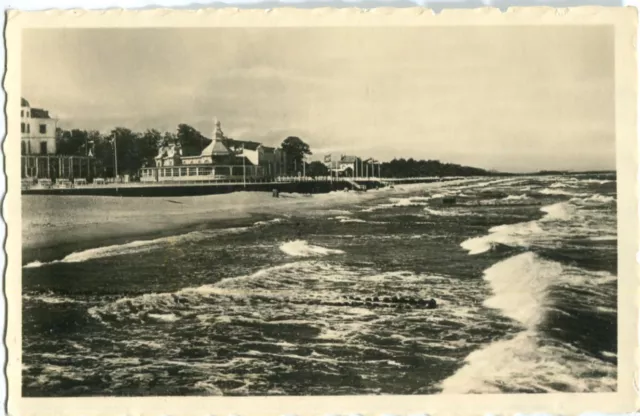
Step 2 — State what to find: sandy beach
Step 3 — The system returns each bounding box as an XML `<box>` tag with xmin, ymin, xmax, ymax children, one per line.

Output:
<box><xmin>22</xmin><ymin>180</ymin><xmax>476</xmax><ymax>263</ymax></box>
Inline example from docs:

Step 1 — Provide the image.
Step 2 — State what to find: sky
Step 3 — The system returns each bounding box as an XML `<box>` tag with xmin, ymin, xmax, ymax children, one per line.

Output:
<box><xmin>22</xmin><ymin>26</ymin><xmax>615</xmax><ymax>172</ymax></box>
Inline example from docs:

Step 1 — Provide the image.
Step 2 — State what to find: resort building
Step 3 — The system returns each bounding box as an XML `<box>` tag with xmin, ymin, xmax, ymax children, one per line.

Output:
<box><xmin>325</xmin><ymin>155</ymin><xmax>368</xmax><ymax>177</ymax></box>
<box><xmin>21</xmin><ymin>98</ymin><xmax>96</xmax><ymax>180</ymax></box>
<box><xmin>140</xmin><ymin>119</ymin><xmax>285</xmax><ymax>182</ymax></box>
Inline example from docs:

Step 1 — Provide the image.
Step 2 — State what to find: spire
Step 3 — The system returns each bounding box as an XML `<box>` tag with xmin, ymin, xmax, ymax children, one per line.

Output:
<box><xmin>201</xmin><ymin>116</ymin><xmax>230</xmax><ymax>156</ymax></box>
<box><xmin>213</xmin><ymin>116</ymin><xmax>224</xmax><ymax>140</ymax></box>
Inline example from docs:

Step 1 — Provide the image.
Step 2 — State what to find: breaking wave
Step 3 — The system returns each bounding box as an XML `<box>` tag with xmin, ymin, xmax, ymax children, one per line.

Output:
<box><xmin>279</xmin><ymin>240</ymin><xmax>345</xmax><ymax>257</ymax></box>
<box><xmin>23</xmin><ymin>226</ymin><xmax>252</xmax><ymax>268</ymax></box>
<box><xmin>441</xmin><ymin>252</ymin><xmax>617</xmax><ymax>393</ymax></box>
<box><xmin>424</xmin><ymin>207</ymin><xmax>459</xmax><ymax>216</ymax></box>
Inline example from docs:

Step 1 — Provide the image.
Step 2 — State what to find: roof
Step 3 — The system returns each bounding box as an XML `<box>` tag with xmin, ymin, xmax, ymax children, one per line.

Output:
<box><xmin>30</xmin><ymin>108</ymin><xmax>51</xmax><ymax>119</ymax></box>
<box><xmin>201</xmin><ymin>138</ymin><xmax>231</xmax><ymax>156</ymax></box>
<box><xmin>21</xmin><ymin>98</ymin><xmax>30</xmax><ymax>107</ymax></box>
<box><xmin>262</xmin><ymin>146</ymin><xmax>276</xmax><ymax>153</ymax></box>
<box><xmin>223</xmin><ymin>138</ymin><xmax>262</xmax><ymax>151</ymax></box>
<box><xmin>210</xmin><ymin>154</ymin><xmax>255</xmax><ymax>166</ymax></box>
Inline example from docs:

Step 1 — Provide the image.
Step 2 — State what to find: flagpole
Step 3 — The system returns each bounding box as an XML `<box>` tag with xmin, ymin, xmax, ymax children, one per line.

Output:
<box><xmin>242</xmin><ymin>144</ymin><xmax>246</xmax><ymax>188</ymax></box>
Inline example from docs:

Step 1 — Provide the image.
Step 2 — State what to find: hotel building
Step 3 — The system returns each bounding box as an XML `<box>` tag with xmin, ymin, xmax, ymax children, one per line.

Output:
<box><xmin>21</xmin><ymin>98</ymin><xmax>96</xmax><ymax>181</ymax></box>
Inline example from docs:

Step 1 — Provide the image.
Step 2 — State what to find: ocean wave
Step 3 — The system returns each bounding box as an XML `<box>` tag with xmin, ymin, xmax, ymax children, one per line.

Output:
<box><xmin>361</xmin><ymin>197</ymin><xmax>430</xmax><ymax>212</ymax></box>
<box><xmin>336</xmin><ymin>216</ymin><xmax>367</xmax><ymax>223</ymax></box>
<box><xmin>253</xmin><ymin>218</ymin><xmax>284</xmax><ymax>226</ymax></box>
<box><xmin>482</xmin><ymin>252</ymin><xmax>560</xmax><ymax>327</ymax></box>
<box><xmin>23</xmin><ymin>226</ymin><xmax>252</xmax><ymax>268</ymax></box>
<box><xmin>441</xmin><ymin>252</ymin><xmax>617</xmax><ymax>394</ymax></box>
<box><xmin>460</xmin><ymin>221</ymin><xmax>544</xmax><ymax>255</ymax></box>
<box><xmin>440</xmin><ymin>330</ymin><xmax>616</xmax><ymax>394</ymax></box>
<box><xmin>539</xmin><ymin>202</ymin><xmax>574</xmax><ymax>221</ymax></box>
<box><xmin>279</xmin><ymin>240</ymin><xmax>345</xmax><ymax>257</ymax></box>
<box><xmin>424</xmin><ymin>207</ymin><xmax>459</xmax><ymax>216</ymax></box>
<box><xmin>23</xmin><ymin>293</ymin><xmax>84</xmax><ymax>305</ymax></box>
<box><xmin>570</xmin><ymin>194</ymin><xmax>616</xmax><ymax>205</ymax></box>
<box><xmin>539</xmin><ymin>188</ymin><xmax>587</xmax><ymax>197</ymax></box>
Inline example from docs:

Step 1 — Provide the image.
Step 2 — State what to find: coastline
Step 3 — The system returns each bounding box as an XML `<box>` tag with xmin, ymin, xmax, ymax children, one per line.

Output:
<box><xmin>22</xmin><ymin>179</ymin><xmax>477</xmax><ymax>264</ymax></box>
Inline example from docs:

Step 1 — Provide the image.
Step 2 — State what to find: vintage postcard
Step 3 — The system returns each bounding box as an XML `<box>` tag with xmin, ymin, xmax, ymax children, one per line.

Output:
<box><xmin>3</xmin><ymin>6</ymin><xmax>638</xmax><ymax>416</ymax></box>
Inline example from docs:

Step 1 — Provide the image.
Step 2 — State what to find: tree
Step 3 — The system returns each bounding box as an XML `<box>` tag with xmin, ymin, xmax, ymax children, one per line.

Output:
<box><xmin>307</xmin><ymin>161</ymin><xmax>329</xmax><ymax>178</ymax></box>
<box><xmin>177</xmin><ymin>124</ymin><xmax>211</xmax><ymax>156</ymax></box>
<box><xmin>56</xmin><ymin>128</ymin><xmax>90</xmax><ymax>155</ymax></box>
<box><xmin>280</xmin><ymin>136</ymin><xmax>312</xmax><ymax>174</ymax></box>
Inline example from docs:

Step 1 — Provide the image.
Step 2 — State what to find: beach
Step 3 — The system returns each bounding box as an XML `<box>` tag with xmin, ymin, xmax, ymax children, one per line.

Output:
<box><xmin>22</xmin><ymin>180</ymin><xmax>475</xmax><ymax>264</ymax></box>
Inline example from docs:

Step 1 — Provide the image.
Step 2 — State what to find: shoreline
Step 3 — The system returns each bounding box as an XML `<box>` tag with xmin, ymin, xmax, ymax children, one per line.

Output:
<box><xmin>22</xmin><ymin>179</ymin><xmax>479</xmax><ymax>264</ymax></box>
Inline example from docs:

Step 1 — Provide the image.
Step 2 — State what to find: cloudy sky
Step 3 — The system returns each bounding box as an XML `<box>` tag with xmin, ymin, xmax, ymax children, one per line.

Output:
<box><xmin>22</xmin><ymin>26</ymin><xmax>614</xmax><ymax>172</ymax></box>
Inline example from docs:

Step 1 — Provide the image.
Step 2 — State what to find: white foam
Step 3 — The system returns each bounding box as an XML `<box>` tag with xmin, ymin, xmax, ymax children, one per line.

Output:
<box><xmin>424</xmin><ymin>207</ymin><xmax>458</xmax><ymax>217</ymax></box>
<box><xmin>539</xmin><ymin>202</ymin><xmax>574</xmax><ymax>221</ymax></box>
<box><xmin>279</xmin><ymin>240</ymin><xmax>345</xmax><ymax>257</ymax></box>
<box><xmin>588</xmin><ymin>235</ymin><xmax>617</xmax><ymax>241</ymax></box>
<box><xmin>23</xmin><ymin>226</ymin><xmax>250</xmax><ymax>268</ymax></box>
<box><xmin>539</xmin><ymin>188</ymin><xmax>585</xmax><ymax>197</ymax></box>
<box><xmin>503</xmin><ymin>194</ymin><xmax>529</xmax><ymax>201</ymax></box>
<box><xmin>570</xmin><ymin>194</ymin><xmax>616</xmax><ymax>205</ymax></box>
<box><xmin>253</xmin><ymin>218</ymin><xmax>284</xmax><ymax>226</ymax></box>
<box><xmin>23</xmin><ymin>294</ymin><xmax>82</xmax><ymax>304</ymax></box>
<box><xmin>482</xmin><ymin>252</ymin><xmax>560</xmax><ymax>327</ymax></box>
<box><xmin>440</xmin><ymin>330</ymin><xmax>616</xmax><ymax>394</ymax></box>
<box><xmin>460</xmin><ymin>221</ymin><xmax>544</xmax><ymax>255</ymax></box>
<box><xmin>147</xmin><ymin>313</ymin><xmax>180</xmax><ymax>322</ymax></box>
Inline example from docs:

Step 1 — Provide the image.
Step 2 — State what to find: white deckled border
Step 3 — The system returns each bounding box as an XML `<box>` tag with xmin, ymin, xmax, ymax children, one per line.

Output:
<box><xmin>3</xmin><ymin>6</ymin><xmax>638</xmax><ymax>416</ymax></box>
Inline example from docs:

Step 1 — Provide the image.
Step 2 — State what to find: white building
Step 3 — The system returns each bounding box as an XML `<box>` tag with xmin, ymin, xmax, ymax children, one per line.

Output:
<box><xmin>141</xmin><ymin>119</ymin><xmax>263</xmax><ymax>182</ymax></box>
<box><xmin>21</xmin><ymin>97</ymin><xmax>96</xmax><ymax>182</ymax></box>
<box><xmin>21</xmin><ymin>97</ymin><xmax>57</xmax><ymax>155</ymax></box>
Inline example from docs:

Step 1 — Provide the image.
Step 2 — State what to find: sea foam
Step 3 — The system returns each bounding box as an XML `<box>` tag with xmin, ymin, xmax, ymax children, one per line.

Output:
<box><xmin>23</xmin><ymin>226</ymin><xmax>252</xmax><ymax>268</ymax></box>
<box><xmin>279</xmin><ymin>240</ymin><xmax>345</xmax><ymax>257</ymax></box>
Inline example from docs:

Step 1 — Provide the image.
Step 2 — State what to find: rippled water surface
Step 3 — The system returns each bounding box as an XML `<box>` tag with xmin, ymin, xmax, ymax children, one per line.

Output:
<box><xmin>22</xmin><ymin>175</ymin><xmax>617</xmax><ymax>396</ymax></box>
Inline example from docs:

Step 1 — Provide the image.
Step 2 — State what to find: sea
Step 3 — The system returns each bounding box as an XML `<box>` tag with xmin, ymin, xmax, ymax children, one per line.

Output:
<box><xmin>22</xmin><ymin>174</ymin><xmax>618</xmax><ymax>396</ymax></box>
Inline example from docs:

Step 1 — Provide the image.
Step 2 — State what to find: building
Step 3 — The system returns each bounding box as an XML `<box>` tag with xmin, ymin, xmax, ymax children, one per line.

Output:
<box><xmin>21</xmin><ymin>98</ymin><xmax>96</xmax><ymax>181</ymax></box>
<box><xmin>140</xmin><ymin>119</ymin><xmax>279</xmax><ymax>182</ymax></box>
<box><xmin>325</xmin><ymin>154</ymin><xmax>369</xmax><ymax>177</ymax></box>
<box><xmin>21</xmin><ymin>97</ymin><xmax>57</xmax><ymax>155</ymax></box>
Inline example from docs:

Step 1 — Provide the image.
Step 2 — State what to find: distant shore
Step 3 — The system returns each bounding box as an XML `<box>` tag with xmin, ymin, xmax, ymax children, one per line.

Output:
<box><xmin>22</xmin><ymin>179</ymin><xmax>479</xmax><ymax>264</ymax></box>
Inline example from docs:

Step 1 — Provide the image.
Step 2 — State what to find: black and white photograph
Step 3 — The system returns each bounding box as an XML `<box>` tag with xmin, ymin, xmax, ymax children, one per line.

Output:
<box><xmin>5</xmin><ymin>7</ymin><xmax>638</xmax><ymax>415</ymax></box>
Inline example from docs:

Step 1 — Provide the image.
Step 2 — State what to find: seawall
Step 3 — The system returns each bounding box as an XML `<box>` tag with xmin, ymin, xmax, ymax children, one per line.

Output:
<box><xmin>21</xmin><ymin>179</ymin><xmax>389</xmax><ymax>197</ymax></box>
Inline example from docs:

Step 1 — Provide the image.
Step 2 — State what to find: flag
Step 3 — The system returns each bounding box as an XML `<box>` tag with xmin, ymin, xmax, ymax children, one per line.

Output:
<box><xmin>324</xmin><ymin>154</ymin><xmax>332</xmax><ymax>163</ymax></box>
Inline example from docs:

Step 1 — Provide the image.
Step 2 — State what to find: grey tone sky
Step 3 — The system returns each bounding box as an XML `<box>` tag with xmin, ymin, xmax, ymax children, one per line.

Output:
<box><xmin>22</xmin><ymin>26</ymin><xmax>614</xmax><ymax>172</ymax></box>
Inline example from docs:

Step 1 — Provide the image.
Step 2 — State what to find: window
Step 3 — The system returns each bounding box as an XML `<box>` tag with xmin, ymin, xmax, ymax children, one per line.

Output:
<box><xmin>40</xmin><ymin>141</ymin><xmax>47</xmax><ymax>154</ymax></box>
<box><xmin>39</xmin><ymin>124</ymin><xmax>47</xmax><ymax>134</ymax></box>
<box><xmin>21</xmin><ymin>110</ymin><xmax>23</xmax><ymax>117</ymax></box>
<box><xmin>21</xmin><ymin>123</ymin><xmax>25</xmax><ymax>133</ymax></box>
<box><xmin>26</xmin><ymin>124</ymin><xmax>30</xmax><ymax>134</ymax></box>
<box><xmin>188</xmin><ymin>167</ymin><xmax>198</xmax><ymax>176</ymax></box>
<box><xmin>26</xmin><ymin>112</ymin><xmax>29</xmax><ymax>118</ymax></box>
<box><xmin>199</xmin><ymin>167</ymin><xmax>212</xmax><ymax>176</ymax></box>
<box><xmin>21</xmin><ymin>142</ymin><xmax>26</xmax><ymax>155</ymax></box>
<box><xmin>27</xmin><ymin>142</ymin><xmax>31</xmax><ymax>154</ymax></box>
<box><xmin>180</xmin><ymin>167</ymin><xmax>187</xmax><ymax>176</ymax></box>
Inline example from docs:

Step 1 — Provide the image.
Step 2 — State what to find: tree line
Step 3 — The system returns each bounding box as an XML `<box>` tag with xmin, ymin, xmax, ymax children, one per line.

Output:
<box><xmin>55</xmin><ymin>124</ymin><xmax>495</xmax><ymax>179</ymax></box>
<box><xmin>55</xmin><ymin>124</ymin><xmax>315</xmax><ymax>178</ymax></box>
<box><xmin>379</xmin><ymin>158</ymin><xmax>496</xmax><ymax>178</ymax></box>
